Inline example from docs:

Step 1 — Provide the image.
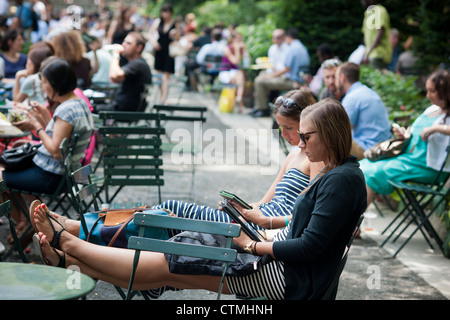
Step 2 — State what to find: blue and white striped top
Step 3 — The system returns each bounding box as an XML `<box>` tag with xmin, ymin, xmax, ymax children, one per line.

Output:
<box><xmin>259</xmin><ymin>167</ymin><xmax>309</xmax><ymax>218</ymax></box>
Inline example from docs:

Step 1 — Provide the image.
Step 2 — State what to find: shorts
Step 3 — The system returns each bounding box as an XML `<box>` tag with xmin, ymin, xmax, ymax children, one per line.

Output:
<box><xmin>218</xmin><ymin>69</ymin><xmax>239</xmax><ymax>84</ymax></box>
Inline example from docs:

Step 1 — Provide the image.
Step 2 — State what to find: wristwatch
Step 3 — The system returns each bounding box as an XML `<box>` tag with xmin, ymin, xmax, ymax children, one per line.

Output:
<box><xmin>243</xmin><ymin>241</ymin><xmax>255</xmax><ymax>254</ymax></box>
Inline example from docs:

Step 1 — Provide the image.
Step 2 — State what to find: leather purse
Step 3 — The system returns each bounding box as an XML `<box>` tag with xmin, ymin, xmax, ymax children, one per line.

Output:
<box><xmin>364</xmin><ymin>127</ymin><xmax>412</xmax><ymax>161</ymax></box>
<box><xmin>0</xmin><ymin>142</ymin><xmax>41</xmax><ymax>171</ymax></box>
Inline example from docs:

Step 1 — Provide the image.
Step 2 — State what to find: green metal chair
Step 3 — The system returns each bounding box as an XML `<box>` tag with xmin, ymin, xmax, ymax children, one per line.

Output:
<box><xmin>70</xmin><ymin>164</ymin><xmax>100</xmax><ymax>238</ymax></box>
<box><xmin>381</xmin><ymin>141</ymin><xmax>450</xmax><ymax>257</ymax></box>
<box><xmin>321</xmin><ymin>214</ymin><xmax>364</xmax><ymax>300</ymax></box>
<box><xmin>97</xmin><ymin>111</ymin><xmax>166</xmax><ymax>204</ymax></box>
<box><xmin>126</xmin><ymin>212</ymin><xmax>241</xmax><ymax>300</ymax></box>
<box><xmin>153</xmin><ymin>104</ymin><xmax>207</xmax><ymax>200</ymax></box>
<box><xmin>0</xmin><ymin>181</ymin><xmax>27</xmax><ymax>262</ymax></box>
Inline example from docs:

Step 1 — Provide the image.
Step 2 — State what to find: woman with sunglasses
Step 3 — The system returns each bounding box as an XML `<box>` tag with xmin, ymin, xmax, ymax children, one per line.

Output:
<box><xmin>33</xmin><ymin>98</ymin><xmax>366</xmax><ymax>300</ymax></box>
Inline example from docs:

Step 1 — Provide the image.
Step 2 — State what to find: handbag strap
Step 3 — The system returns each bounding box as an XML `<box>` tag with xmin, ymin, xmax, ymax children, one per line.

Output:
<box><xmin>107</xmin><ymin>214</ymin><xmax>135</xmax><ymax>247</ymax></box>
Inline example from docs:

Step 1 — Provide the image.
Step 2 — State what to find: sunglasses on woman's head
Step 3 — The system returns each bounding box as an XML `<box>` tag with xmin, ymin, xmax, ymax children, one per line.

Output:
<box><xmin>297</xmin><ymin>130</ymin><xmax>317</xmax><ymax>144</ymax></box>
<box><xmin>275</xmin><ymin>96</ymin><xmax>298</xmax><ymax>109</ymax></box>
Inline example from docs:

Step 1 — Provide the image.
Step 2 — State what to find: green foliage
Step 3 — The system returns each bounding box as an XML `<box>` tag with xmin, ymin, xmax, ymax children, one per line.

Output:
<box><xmin>360</xmin><ymin>66</ymin><xmax>429</xmax><ymax>122</ymax></box>
<box><xmin>277</xmin><ymin>0</ymin><xmax>364</xmax><ymax>72</ymax></box>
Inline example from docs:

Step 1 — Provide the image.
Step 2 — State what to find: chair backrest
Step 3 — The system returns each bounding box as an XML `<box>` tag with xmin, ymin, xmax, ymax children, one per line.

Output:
<box><xmin>204</xmin><ymin>54</ymin><xmax>223</xmax><ymax>74</ymax></box>
<box><xmin>321</xmin><ymin>214</ymin><xmax>364</xmax><ymax>300</ymax></box>
<box><xmin>153</xmin><ymin>104</ymin><xmax>207</xmax><ymax>123</ymax></box>
<box><xmin>126</xmin><ymin>212</ymin><xmax>241</xmax><ymax>300</ymax></box>
<box><xmin>98</xmin><ymin>112</ymin><xmax>166</xmax><ymax>204</ymax></box>
<box><xmin>70</xmin><ymin>130</ymin><xmax>94</xmax><ymax>167</ymax></box>
<box><xmin>0</xmin><ymin>199</ymin><xmax>12</xmax><ymax>219</ymax></box>
<box><xmin>70</xmin><ymin>164</ymin><xmax>99</xmax><ymax>236</ymax></box>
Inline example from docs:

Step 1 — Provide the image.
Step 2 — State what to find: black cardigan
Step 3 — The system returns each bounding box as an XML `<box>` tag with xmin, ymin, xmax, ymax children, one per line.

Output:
<box><xmin>272</xmin><ymin>157</ymin><xmax>367</xmax><ymax>300</ymax></box>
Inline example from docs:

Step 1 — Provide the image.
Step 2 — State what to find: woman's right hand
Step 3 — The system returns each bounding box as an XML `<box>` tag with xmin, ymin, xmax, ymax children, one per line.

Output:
<box><xmin>392</xmin><ymin>124</ymin><xmax>406</xmax><ymax>139</ymax></box>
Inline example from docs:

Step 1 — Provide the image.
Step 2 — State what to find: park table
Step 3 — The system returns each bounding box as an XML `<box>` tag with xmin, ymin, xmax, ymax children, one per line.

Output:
<box><xmin>0</xmin><ymin>262</ymin><xmax>95</xmax><ymax>300</ymax></box>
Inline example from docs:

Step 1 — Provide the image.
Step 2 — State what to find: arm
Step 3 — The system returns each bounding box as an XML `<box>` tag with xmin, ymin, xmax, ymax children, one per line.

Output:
<box><xmin>30</xmin><ymin>114</ymin><xmax>73</xmax><ymax>160</ymax></box>
<box><xmin>147</xmin><ymin>19</ymin><xmax>161</xmax><ymax>51</ymax></box>
<box><xmin>109</xmin><ymin>45</ymin><xmax>125</xmax><ymax>83</ymax></box>
<box><xmin>421</xmin><ymin>123</ymin><xmax>450</xmax><ymax>141</ymax></box>
<box><xmin>363</xmin><ymin>27</ymin><xmax>384</xmax><ymax>63</ymax></box>
<box><xmin>273</xmin><ymin>171</ymin><xmax>361</xmax><ymax>262</ymax></box>
<box><xmin>13</xmin><ymin>70</ymin><xmax>30</xmax><ymax>102</ymax></box>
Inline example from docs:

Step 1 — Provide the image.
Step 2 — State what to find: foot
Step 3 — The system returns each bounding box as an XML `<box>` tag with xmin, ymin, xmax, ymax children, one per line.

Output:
<box><xmin>29</xmin><ymin>199</ymin><xmax>42</xmax><ymax>232</ymax></box>
<box><xmin>33</xmin><ymin>203</ymin><xmax>66</xmax><ymax>250</ymax></box>
<box><xmin>34</xmin><ymin>232</ymin><xmax>66</xmax><ymax>267</ymax></box>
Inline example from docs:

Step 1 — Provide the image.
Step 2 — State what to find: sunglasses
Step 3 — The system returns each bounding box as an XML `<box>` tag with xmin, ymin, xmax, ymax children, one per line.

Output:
<box><xmin>321</xmin><ymin>58</ymin><xmax>342</xmax><ymax>68</ymax></box>
<box><xmin>297</xmin><ymin>130</ymin><xmax>317</xmax><ymax>145</ymax></box>
<box><xmin>275</xmin><ymin>96</ymin><xmax>298</xmax><ymax>109</ymax></box>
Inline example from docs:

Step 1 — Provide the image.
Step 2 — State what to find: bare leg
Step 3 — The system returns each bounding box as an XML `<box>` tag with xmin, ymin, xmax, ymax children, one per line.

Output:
<box><xmin>160</xmin><ymin>72</ymin><xmax>171</xmax><ymax>105</ymax></box>
<box><xmin>366</xmin><ymin>184</ymin><xmax>375</xmax><ymax>209</ymax></box>
<box><xmin>34</xmin><ymin>204</ymin><xmax>231</xmax><ymax>293</ymax></box>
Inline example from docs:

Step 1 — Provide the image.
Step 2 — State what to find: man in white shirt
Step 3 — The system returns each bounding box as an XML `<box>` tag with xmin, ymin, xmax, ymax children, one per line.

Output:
<box><xmin>195</xmin><ymin>28</ymin><xmax>226</xmax><ymax>65</ymax></box>
<box><xmin>266</xmin><ymin>28</ymin><xmax>288</xmax><ymax>74</ymax></box>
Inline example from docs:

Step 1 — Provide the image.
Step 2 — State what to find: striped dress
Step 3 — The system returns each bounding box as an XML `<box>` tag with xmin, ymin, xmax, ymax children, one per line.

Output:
<box><xmin>152</xmin><ymin>168</ymin><xmax>309</xmax><ymax>230</ymax></box>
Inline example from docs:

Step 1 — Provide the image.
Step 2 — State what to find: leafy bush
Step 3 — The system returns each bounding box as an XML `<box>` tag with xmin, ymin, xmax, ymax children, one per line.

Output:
<box><xmin>360</xmin><ymin>66</ymin><xmax>429</xmax><ymax>122</ymax></box>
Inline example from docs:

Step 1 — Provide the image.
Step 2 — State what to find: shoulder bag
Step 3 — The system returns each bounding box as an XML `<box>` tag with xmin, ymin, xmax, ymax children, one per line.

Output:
<box><xmin>0</xmin><ymin>142</ymin><xmax>41</xmax><ymax>171</ymax></box>
<box><xmin>363</xmin><ymin>127</ymin><xmax>412</xmax><ymax>161</ymax></box>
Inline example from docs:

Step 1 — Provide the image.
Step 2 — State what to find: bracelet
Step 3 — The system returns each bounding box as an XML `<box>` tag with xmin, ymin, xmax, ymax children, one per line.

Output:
<box><xmin>269</xmin><ymin>217</ymin><xmax>273</xmax><ymax>229</ymax></box>
<box><xmin>36</xmin><ymin>128</ymin><xmax>44</xmax><ymax>135</ymax></box>
<box><xmin>285</xmin><ymin>216</ymin><xmax>289</xmax><ymax>227</ymax></box>
<box><xmin>253</xmin><ymin>241</ymin><xmax>257</xmax><ymax>255</ymax></box>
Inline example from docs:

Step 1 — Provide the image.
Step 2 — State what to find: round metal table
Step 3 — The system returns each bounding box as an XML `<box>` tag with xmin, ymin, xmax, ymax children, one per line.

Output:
<box><xmin>0</xmin><ymin>262</ymin><xmax>95</xmax><ymax>300</ymax></box>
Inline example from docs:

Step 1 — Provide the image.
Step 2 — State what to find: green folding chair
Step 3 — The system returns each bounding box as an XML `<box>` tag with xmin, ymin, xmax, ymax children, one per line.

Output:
<box><xmin>321</xmin><ymin>214</ymin><xmax>364</xmax><ymax>300</ymax></box>
<box><xmin>126</xmin><ymin>212</ymin><xmax>241</xmax><ymax>300</ymax></box>
<box><xmin>153</xmin><ymin>104</ymin><xmax>207</xmax><ymax>200</ymax></box>
<box><xmin>0</xmin><ymin>181</ymin><xmax>27</xmax><ymax>262</ymax></box>
<box><xmin>381</xmin><ymin>141</ymin><xmax>450</xmax><ymax>257</ymax></box>
<box><xmin>97</xmin><ymin>112</ymin><xmax>166</xmax><ymax>204</ymax></box>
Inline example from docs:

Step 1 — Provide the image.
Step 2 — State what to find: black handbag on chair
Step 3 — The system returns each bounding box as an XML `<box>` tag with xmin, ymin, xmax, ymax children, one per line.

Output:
<box><xmin>0</xmin><ymin>142</ymin><xmax>41</xmax><ymax>171</ymax></box>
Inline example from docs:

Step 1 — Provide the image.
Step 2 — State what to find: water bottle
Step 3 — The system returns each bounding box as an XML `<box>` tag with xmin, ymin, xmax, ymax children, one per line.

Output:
<box><xmin>243</xmin><ymin>51</ymin><xmax>251</xmax><ymax>69</ymax></box>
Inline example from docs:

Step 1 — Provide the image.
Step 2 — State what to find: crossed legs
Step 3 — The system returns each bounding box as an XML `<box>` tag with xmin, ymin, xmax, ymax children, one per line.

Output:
<box><xmin>33</xmin><ymin>204</ymin><xmax>230</xmax><ymax>294</ymax></box>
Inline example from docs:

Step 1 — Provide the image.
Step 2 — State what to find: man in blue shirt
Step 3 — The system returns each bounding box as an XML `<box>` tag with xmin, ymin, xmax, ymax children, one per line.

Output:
<box><xmin>252</xmin><ymin>28</ymin><xmax>310</xmax><ymax>117</ymax></box>
<box><xmin>336</xmin><ymin>62</ymin><xmax>391</xmax><ymax>159</ymax></box>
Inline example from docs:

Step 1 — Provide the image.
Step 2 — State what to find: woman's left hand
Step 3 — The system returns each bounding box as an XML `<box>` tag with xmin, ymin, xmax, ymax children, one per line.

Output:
<box><xmin>421</xmin><ymin>126</ymin><xmax>435</xmax><ymax>141</ymax></box>
<box><xmin>232</xmin><ymin>201</ymin><xmax>268</xmax><ymax>228</ymax></box>
<box><xmin>232</xmin><ymin>230</ymin><xmax>252</xmax><ymax>249</ymax></box>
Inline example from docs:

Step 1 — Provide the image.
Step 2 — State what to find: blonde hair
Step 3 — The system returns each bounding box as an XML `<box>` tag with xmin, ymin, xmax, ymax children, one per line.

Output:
<box><xmin>50</xmin><ymin>30</ymin><xmax>86</xmax><ymax>65</ymax></box>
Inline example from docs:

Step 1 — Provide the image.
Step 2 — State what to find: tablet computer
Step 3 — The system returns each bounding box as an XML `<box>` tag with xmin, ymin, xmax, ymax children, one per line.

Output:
<box><xmin>219</xmin><ymin>190</ymin><xmax>252</xmax><ymax>210</ymax></box>
<box><xmin>221</xmin><ymin>199</ymin><xmax>266</xmax><ymax>242</ymax></box>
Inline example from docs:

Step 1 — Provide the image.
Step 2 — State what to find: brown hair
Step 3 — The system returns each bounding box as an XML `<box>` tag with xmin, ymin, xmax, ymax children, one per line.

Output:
<box><xmin>273</xmin><ymin>89</ymin><xmax>317</xmax><ymax>122</ymax></box>
<box><xmin>28</xmin><ymin>42</ymin><xmax>54</xmax><ymax>74</ymax></box>
<box><xmin>301</xmin><ymin>98</ymin><xmax>352</xmax><ymax>169</ymax></box>
<box><xmin>337</xmin><ymin>62</ymin><xmax>360</xmax><ymax>84</ymax></box>
<box><xmin>428</xmin><ymin>69</ymin><xmax>450</xmax><ymax>116</ymax></box>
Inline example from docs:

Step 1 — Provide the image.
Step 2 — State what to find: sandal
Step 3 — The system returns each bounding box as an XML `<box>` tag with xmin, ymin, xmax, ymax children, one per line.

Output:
<box><xmin>32</xmin><ymin>203</ymin><xmax>66</xmax><ymax>250</ymax></box>
<box><xmin>32</xmin><ymin>233</ymin><xmax>66</xmax><ymax>268</ymax></box>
